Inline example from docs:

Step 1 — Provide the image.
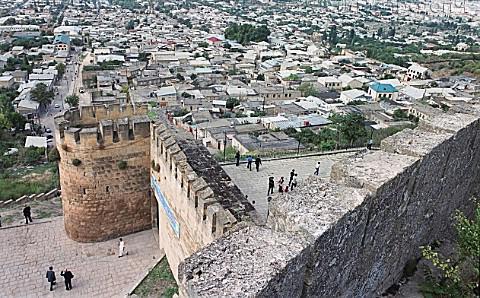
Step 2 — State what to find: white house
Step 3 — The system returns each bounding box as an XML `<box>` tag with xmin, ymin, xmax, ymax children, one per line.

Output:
<box><xmin>368</xmin><ymin>82</ymin><xmax>399</xmax><ymax>101</ymax></box>
<box><xmin>338</xmin><ymin>74</ymin><xmax>364</xmax><ymax>89</ymax></box>
<box><xmin>340</xmin><ymin>89</ymin><xmax>369</xmax><ymax>104</ymax></box>
<box><xmin>405</xmin><ymin>63</ymin><xmax>431</xmax><ymax>81</ymax></box>
<box><xmin>317</xmin><ymin>76</ymin><xmax>342</xmax><ymax>91</ymax></box>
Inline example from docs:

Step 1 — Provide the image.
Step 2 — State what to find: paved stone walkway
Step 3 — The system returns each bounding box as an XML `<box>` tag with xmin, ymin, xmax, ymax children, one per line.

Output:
<box><xmin>0</xmin><ymin>217</ymin><xmax>160</xmax><ymax>298</ymax></box>
<box><xmin>222</xmin><ymin>152</ymin><xmax>355</xmax><ymax>222</ymax></box>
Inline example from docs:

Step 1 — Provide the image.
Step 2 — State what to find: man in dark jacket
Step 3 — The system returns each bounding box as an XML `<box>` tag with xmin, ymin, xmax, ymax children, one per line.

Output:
<box><xmin>255</xmin><ymin>156</ymin><xmax>262</xmax><ymax>172</ymax></box>
<box><xmin>235</xmin><ymin>151</ymin><xmax>240</xmax><ymax>166</ymax></box>
<box><xmin>23</xmin><ymin>205</ymin><xmax>32</xmax><ymax>224</ymax></box>
<box><xmin>267</xmin><ymin>177</ymin><xmax>274</xmax><ymax>195</ymax></box>
<box><xmin>61</xmin><ymin>269</ymin><xmax>74</xmax><ymax>290</ymax></box>
<box><xmin>46</xmin><ymin>266</ymin><xmax>56</xmax><ymax>291</ymax></box>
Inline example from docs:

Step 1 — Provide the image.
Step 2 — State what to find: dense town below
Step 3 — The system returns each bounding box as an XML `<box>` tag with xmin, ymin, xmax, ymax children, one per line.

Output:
<box><xmin>0</xmin><ymin>0</ymin><xmax>479</xmax><ymax>297</ymax></box>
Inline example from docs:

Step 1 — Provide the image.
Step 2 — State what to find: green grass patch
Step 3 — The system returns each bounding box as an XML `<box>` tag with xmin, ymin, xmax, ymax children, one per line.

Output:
<box><xmin>0</xmin><ymin>162</ymin><xmax>59</xmax><ymax>201</ymax></box>
<box><xmin>133</xmin><ymin>257</ymin><xmax>178</xmax><ymax>297</ymax></box>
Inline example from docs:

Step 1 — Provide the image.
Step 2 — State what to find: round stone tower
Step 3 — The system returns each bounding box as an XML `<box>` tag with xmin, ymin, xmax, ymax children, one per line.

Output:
<box><xmin>54</xmin><ymin>104</ymin><xmax>152</xmax><ymax>242</ymax></box>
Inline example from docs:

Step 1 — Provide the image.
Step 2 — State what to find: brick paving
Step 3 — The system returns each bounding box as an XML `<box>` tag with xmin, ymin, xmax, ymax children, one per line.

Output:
<box><xmin>0</xmin><ymin>217</ymin><xmax>160</xmax><ymax>298</ymax></box>
<box><xmin>222</xmin><ymin>152</ymin><xmax>355</xmax><ymax>222</ymax></box>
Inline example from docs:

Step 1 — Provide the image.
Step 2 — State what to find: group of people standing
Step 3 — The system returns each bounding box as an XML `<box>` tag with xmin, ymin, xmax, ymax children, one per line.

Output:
<box><xmin>45</xmin><ymin>266</ymin><xmax>74</xmax><ymax>291</ymax></box>
<box><xmin>44</xmin><ymin>238</ymin><xmax>128</xmax><ymax>291</ymax></box>
<box><xmin>268</xmin><ymin>169</ymin><xmax>298</xmax><ymax>195</ymax></box>
<box><xmin>235</xmin><ymin>151</ymin><xmax>263</xmax><ymax>172</ymax></box>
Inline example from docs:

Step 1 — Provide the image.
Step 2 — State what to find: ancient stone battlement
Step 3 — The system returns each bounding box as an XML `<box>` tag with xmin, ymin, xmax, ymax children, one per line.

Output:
<box><xmin>150</xmin><ymin>122</ymin><xmax>257</xmax><ymax>281</ymax></box>
<box><xmin>54</xmin><ymin>104</ymin><xmax>152</xmax><ymax>242</ymax></box>
<box><xmin>55</xmin><ymin>104</ymin><xmax>150</xmax><ymax>149</ymax></box>
<box><xmin>178</xmin><ymin>104</ymin><xmax>480</xmax><ymax>297</ymax></box>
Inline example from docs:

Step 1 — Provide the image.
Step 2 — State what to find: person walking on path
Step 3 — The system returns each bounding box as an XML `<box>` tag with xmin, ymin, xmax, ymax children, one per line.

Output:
<box><xmin>291</xmin><ymin>174</ymin><xmax>298</xmax><ymax>191</ymax></box>
<box><xmin>46</xmin><ymin>266</ymin><xmax>56</xmax><ymax>291</ymax></box>
<box><xmin>288</xmin><ymin>169</ymin><xmax>295</xmax><ymax>187</ymax></box>
<box><xmin>235</xmin><ymin>151</ymin><xmax>240</xmax><ymax>166</ymax></box>
<box><xmin>118</xmin><ymin>238</ymin><xmax>128</xmax><ymax>257</ymax></box>
<box><xmin>255</xmin><ymin>156</ymin><xmax>262</xmax><ymax>172</ymax></box>
<box><xmin>246</xmin><ymin>155</ymin><xmax>253</xmax><ymax>171</ymax></box>
<box><xmin>278</xmin><ymin>177</ymin><xmax>285</xmax><ymax>193</ymax></box>
<box><xmin>23</xmin><ymin>205</ymin><xmax>32</xmax><ymax>224</ymax></box>
<box><xmin>367</xmin><ymin>139</ymin><xmax>373</xmax><ymax>150</ymax></box>
<box><xmin>60</xmin><ymin>269</ymin><xmax>74</xmax><ymax>291</ymax></box>
<box><xmin>314</xmin><ymin>162</ymin><xmax>321</xmax><ymax>175</ymax></box>
<box><xmin>267</xmin><ymin>177</ymin><xmax>275</xmax><ymax>195</ymax></box>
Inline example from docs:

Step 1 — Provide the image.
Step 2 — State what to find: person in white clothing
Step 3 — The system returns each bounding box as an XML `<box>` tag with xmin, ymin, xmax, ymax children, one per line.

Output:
<box><xmin>118</xmin><ymin>238</ymin><xmax>128</xmax><ymax>257</ymax></box>
<box><xmin>314</xmin><ymin>162</ymin><xmax>320</xmax><ymax>175</ymax></box>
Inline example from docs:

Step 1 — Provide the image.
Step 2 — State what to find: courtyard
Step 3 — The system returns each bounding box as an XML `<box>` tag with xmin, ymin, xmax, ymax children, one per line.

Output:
<box><xmin>0</xmin><ymin>217</ymin><xmax>159</xmax><ymax>297</ymax></box>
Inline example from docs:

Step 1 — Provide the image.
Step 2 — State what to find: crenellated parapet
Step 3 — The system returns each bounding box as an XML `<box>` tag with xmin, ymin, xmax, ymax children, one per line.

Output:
<box><xmin>150</xmin><ymin>122</ymin><xmax>256</xmax><ymax>282</ymax></box>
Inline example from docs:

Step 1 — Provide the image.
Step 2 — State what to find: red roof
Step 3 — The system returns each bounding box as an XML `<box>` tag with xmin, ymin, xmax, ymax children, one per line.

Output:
<box><xmin>207</xmin><ymin>36</ymin><xmax>221</xmax><ymax>43</ymax></box>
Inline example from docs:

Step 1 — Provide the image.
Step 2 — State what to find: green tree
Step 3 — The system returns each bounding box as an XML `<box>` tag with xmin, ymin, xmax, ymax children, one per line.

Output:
<box><xmin>224</xmin><ymin>23</ymin><xmax>270</xmax><ymax>45</ymax></box>
<box><xmin>20</xmin><ymin>56</ymin><xmax>33</xmax><ymax>73</ymax></box>
<box><xmin>31</xmin><ymin>83</ymin><xmax>54</xmax><ymax>109</ymax></box>
<box><xmin>377</xmin><ymin>27</ymin><xmax>384</xmax><ymax>38</ymax></box>
<box><xmin>393</xmin><ymin>109</ymin><xmax>408</xmax><ymax>120</ymax></box>
<box><xmin>298</xmin><ymin>83</ymin><xmax>319</xmax><ymax>97</ymax></box>
<box><xmin>125</xmin><ymin>19</ymin><xmax>135</xmax><ymax>30</ymax></box>
<box><xmin>0</xmin><ymin>94</ymin><xmax>25</xmax><ymax>130</ymax></box>
<box><xmin>328</xmin><ymin>25</ymin><xmax>338</xmax><ymax>45</ymax></box>
<box><xmin>331</xmin><ymin>113</ymin><xmax>367</xmax><ymax>146</ymax></box>
<box><xmin>65</xmin><ymin>94</ymin><xmax>79</xmax><ymax>107</ymax></box>
<box><xmin>55</xmin><ymin>63</ymin><xmax>65</xmax><ymax>78</ymax></box>
<box><xmin>226</xmin><ymin>97</ymin><xmax>240</xmax><ymax>110</ymax></box>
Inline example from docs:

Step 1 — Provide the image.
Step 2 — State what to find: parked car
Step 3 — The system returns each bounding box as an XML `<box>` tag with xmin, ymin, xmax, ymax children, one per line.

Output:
<box><xmin>46</xmin><ymin>134</ymin><xmax>54</xmax><ymax>140</ymax></box>
<box><xmin>54</xmin><ymin>104</ymin><xmax>60</xmax><ymax>108</ymax></box>
<box><xmin>3</xmin><ymin>148</ymin><xmax>19</xmax><ymax>156</ymax></box>
<box><xmin>45</xmin><ymin>128</ymin><xmax>52</xmax><ymax>133</ymax></box>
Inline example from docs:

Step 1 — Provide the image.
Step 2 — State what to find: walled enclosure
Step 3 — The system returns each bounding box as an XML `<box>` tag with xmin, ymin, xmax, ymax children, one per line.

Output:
<box><xmin>150</xmin><ymin>122</ymin><xmax>258</xmax><ymax>282</ymax></box>
<box><xmin>179</xmin><ymin>105</ymin><xmax>480</xmax><ymax>296</ymax></box>
<box><xmin>54</xmin><ymin>104</ymin><xmax>152</xmax><ymax>242</ymax></box>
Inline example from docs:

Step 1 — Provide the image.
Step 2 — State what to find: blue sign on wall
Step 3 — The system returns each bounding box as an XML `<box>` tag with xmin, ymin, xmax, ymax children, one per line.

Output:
<box><xmin>151</xmin><ymin>175</ymin><xmax>180</xmax><ymax>237</ymax></box>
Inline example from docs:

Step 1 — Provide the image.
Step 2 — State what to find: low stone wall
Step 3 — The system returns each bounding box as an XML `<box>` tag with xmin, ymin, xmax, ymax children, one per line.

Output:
<box><xmin>179</xmin><ymin>106</ymin><xmax>480</xmax><ymax>297</ymax></box>
<box><xmin>1</xmin><ymin>189</ymin><xmax>60</xmax><ymax>207</ymax></box>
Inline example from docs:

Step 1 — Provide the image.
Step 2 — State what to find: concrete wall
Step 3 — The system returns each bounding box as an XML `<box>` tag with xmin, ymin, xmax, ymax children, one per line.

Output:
<box><xmin>55</xmin><ymin>105</ymin><xmax>152</xmax><ymax>242</ymax></box>
<box><xmin>179</xmin><ymin>107</ymin><xmax>480</xmax><ymax>297</ymax></box>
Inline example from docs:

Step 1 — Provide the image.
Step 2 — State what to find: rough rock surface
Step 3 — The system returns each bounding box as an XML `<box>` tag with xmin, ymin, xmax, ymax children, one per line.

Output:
<box><xmin>179</xmin><ymin>224</ymin><xmax>309</xmax><ymax>298</ymax></box>
<box><xmin>268</xmin><ymin>177</ymin><xmax>369</xmax><ymax>240</ymax></box>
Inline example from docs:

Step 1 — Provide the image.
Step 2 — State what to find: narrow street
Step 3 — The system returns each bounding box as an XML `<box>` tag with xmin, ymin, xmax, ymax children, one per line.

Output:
<box><xmin>38</xmin><ymin>48</ymin><xmax>82</xmax><ymax>136</ymax></box>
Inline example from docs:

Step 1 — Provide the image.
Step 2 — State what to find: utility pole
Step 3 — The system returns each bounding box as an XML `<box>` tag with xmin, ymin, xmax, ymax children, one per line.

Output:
<box><xmin>223</xmin><ymin>131</ymin><xmax>227</xmax><ymax>161</ymax></box>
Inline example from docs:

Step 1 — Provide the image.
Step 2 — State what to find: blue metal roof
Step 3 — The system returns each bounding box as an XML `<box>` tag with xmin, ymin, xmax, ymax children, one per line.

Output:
<box><xmin>53</xmin><ymin>34</ymin><xmax>71</xmax><ymax>45</ymax></box>
<box><xmin>370</xmin><ymin>82</ymin><xmax>397</xmax><ymax>93</ymax></box>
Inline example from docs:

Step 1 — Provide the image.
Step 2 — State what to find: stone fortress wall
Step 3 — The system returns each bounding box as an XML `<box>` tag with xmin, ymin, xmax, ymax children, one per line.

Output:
<box><xmin>54</xmin><ymin>104</ymin><xmax>152</xmax><ymax>242</ymax></box>
<box><xmin>178</xmin><ymin>105</ymin><xmax>480</xmax><ymax>297</ymax></box>
<box><xmin>150</xmin><ymin>122</ymin><xmax>258</xmax><ymax>282</ymax></box>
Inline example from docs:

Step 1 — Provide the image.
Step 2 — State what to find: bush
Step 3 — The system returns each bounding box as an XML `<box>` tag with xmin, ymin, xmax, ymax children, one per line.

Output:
<box><xmin>117</xmin><ymin>160</ymin><xmax>127</xmax><ymax>170</ymax></box>
<box><xmin>48</xmin><ymin>147</ymin><xmax>60</xmax><ymax>162</ymax></box>
<box><xmin>22</xmin><ymin>147</ymin><xmax>45</xmax><ymax>164</ymax></box>
<box><xmin>72</xmin><ymin>158</ymin><xmax>81</xmax><ymax>166</ymax></box>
